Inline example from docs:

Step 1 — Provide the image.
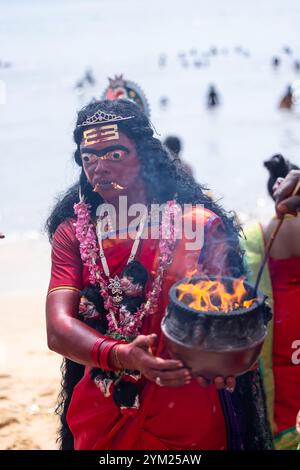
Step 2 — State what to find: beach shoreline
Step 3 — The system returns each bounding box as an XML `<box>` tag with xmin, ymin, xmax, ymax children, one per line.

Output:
<box><xmin>0</xmin><ymin>236</ymin><xmax>61</xmax><ymax>449</ymax></box>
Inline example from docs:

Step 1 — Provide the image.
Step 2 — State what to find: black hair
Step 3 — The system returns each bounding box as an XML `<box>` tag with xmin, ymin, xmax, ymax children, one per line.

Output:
<box><xmin>264</xmin><ymin>153</ymin><xmax>299</xmax><ymax>200</ymax></box>
<box><xmin>46</xmin><ymin>99</ymin><xmax>245</xmax><ymax>449</ymax></box>
<box><xmin>163</xmin><ymin>135</ymin><xmax>182</xmax><ymax>156</ymax></box>
<box><xmin>55</xmin><ymin>358</ymin><xmax>85</xmax><ymax>450</ymax></box>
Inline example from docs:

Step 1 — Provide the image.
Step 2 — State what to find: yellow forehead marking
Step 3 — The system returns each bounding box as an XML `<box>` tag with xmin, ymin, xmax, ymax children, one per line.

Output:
<box><xmin>83</xmin><ymin>124</ymin><xmax>119</xmax><ymax>146</ymax></box>
<box><xmin>100</xmin><ymin>124</ymin><xmax>119</xmax><ymax>141</ymax></box>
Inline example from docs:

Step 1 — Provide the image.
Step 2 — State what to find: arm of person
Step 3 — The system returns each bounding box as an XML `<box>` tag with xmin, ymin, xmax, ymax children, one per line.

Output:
<box><xmin>47</xmin><ymin>290</ymin><xmax>190</xmax><ymax>386</ymax></box>
<box><xmin>47</xmin><ymin>288</ymin><xmax>104</xmax><ymax>367</ymax></box>
<box><xmin>46</xmin><ymin>220</ymin><xmax>190</xmax><ymax>386</ymax></box>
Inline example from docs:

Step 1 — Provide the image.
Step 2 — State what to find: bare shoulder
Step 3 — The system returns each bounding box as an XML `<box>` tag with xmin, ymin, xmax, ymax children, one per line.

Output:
<box><xmin>266</xmin><ymin>216</ymin><xmax>300</xmax><ymax>258</ymax></box>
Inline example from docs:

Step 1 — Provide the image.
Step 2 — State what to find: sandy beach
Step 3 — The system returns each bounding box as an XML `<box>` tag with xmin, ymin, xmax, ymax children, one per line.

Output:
<box><xmin>0</xmin><ymin>239</ymin><xmax>61</xmax><ymax>450</ymax></box>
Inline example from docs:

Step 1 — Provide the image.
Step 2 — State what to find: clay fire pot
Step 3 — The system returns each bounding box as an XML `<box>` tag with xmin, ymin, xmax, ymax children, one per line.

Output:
<box><xmin>161</xmin><ymin>275</ymin><xmax>272</xmax><ymax>380</ymax></box>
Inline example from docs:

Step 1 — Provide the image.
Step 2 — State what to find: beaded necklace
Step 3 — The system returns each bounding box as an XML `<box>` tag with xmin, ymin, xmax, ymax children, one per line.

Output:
<box><xmin>74</xmin><ymin>199</ymin><xmax>179</xmax><ymax>340</ymax></box>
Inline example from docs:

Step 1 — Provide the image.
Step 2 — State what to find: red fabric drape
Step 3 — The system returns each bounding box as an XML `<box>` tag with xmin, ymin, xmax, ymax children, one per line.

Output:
<box><xmin>269</xmin><ymin>256</ymin><xmax>300</xmax><ymax>433</ymax></box>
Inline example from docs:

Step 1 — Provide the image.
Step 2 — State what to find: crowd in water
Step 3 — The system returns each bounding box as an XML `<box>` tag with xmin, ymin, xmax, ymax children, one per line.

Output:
<box><xmin>158</xmin><ymin>45</ymin><xmax>251</xmax><ymax>70</ymax></box>
<box><xmin>157</xmin><ymin>44</ymin><xmax>300</xmax><ymax>73</ymax></box>
<box><xmin>73</xmin><ymin>45</ymin><xmax>300</xmax><ymax>112</ymax></box>
<box><xmin>156</xmin><ymin>45</ymin><xmax>300</xmax><ymax>111</ymax></box>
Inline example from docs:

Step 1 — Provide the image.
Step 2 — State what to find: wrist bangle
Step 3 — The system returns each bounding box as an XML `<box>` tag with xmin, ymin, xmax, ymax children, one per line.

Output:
<box><xmin>90</xmin><ymin>338</ymin><xmax>106</xmax><ymax>367</ymax></box>
<box><xmin>98</xmin><ymin>340</ymin><xmax>116</xmax><ymax>370</ymax></box>
<box><xmin>98</xmin><ymin>338</ymin><xmax>126</xmax><ymax>371</ymax></box>
<box><xmin>91</xmin><ymin>337</ymin><xmax>127</xmax><ymax>371</ymax></box>
<box><xmin>109</xmin><ymin>344</ymin><xmax>124</xmax><ymax>370</ymax></box>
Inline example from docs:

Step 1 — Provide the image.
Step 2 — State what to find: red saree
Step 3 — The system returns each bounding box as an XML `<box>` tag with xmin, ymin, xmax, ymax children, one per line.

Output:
<box><xmin>48</xmin><ymin>208</ymin><xmax>231</xmax><ymax>450</ymax></box>
<box><xmin>269</xmin><ymin>256</ymin><xmax>300</xmax><ymax>434</ymax></box>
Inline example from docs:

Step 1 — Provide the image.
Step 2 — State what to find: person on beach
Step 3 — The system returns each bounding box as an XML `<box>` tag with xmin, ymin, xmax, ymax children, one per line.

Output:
<box><xmin>242</xmin><ymin>165</ymin><xmax>300</xmax><ymax>449</ymax></box>
<box><xmin>264</xmin><ymin>154</ymin><xmax>299</xmax><ymax>200</ymax></box>
<box><xmin>101</xmin><ymin>74</ymin><xmax>150</xmax><ymax>118</ymax></box>
<box><xmin>279</xmin><ymin>85</ymin><xmax>293</xmax><ymax>110</ymax></box>
<box><xmin>46</xmin><ymin>98</ymin><xmax>272</xmax><ymax>450</ymax></box>
<box><xmin>163</xmin><ymin>135</ymin><xmax>193</xmax><ymax>177</ymax></box>
<box><xmin>163</xmin><ymin>135</ymin><xmax>182</xmax><ymax>158</ymax></box>
<box><xmin>207</xmin><ymin>85</ymin><xmax>219</xmax><ymax>108</ymax></box>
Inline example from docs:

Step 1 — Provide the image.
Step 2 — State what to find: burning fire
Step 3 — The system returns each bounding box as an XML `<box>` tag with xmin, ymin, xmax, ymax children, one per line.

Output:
<box><xmin>177</xmin><ymin>277</ymin><xmax>256</xmax><ymax>313</ymax></box>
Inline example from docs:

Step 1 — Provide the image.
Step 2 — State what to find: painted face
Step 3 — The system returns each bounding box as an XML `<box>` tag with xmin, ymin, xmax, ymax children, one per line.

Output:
<box><xmin>80</xmin><ymin>126</ymin><xmax>141</xmax><ymax>201</ymax></box>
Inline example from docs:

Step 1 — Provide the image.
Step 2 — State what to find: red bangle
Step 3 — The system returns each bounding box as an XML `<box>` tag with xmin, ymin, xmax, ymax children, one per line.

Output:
<box><xmin>91</xmin><ymin>337</ymin><xmax>126</xmax><ymax>371</ymax></box>
<box><xmin>90</xmin><ymin>338</ymin><xmax>107</xmax><ymax>367</ymax></box>
<box><xmin>98</xmin><ymin>339</ymin><xmax>120</xmax><ymax>371</ymax></box>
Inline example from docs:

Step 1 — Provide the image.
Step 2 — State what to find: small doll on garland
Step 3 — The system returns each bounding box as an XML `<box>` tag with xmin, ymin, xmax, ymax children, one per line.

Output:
<box><xmin>78</xmin><ymin>260</ymin><xmax>148</xmax><ymax>416</ymax></box>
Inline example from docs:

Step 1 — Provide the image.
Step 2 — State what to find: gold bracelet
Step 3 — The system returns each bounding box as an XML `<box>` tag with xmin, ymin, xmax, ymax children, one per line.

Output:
<box><xmin>112</xmin><ymin>345</ymin><xmax>124</xmax><ymax>370</ymax></box>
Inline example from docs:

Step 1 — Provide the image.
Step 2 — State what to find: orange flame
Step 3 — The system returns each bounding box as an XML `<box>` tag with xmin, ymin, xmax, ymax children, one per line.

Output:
<box><xmin>177</xmin><ymin>278</ymin><xmax>256</xmax><ymax>313</ymax></box>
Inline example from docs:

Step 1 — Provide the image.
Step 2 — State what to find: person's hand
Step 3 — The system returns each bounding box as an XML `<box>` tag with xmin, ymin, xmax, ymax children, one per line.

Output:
<box><xmin>116</xmin><ymin>334</ymin><xmax>192</xmax><ymax>387</ymax></box>
<box><xmin>195</xmin><ymin>357</ymin><xmax>259</xmax><ymax>392</ymax></box>
<box><xmin>115</xmin><ymin>334</ymin><xmax>237</xmax><ymax>391</ymax></box>
<box><xmin>195</xmin><ymin>375</ymin><xmax>236</xmax><ymax>392</ymax></box>
<box><xmin>273</xmin><ymin>170</ymin><xmax>300</xmax><ymax>217</ymax></box>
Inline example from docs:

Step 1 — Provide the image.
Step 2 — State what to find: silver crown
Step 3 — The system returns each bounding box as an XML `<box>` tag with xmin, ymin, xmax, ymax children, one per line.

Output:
<box><xmin>79</xmin><ymin>109</ymin><xmax>135</xmax><ymax>127</ymax></box>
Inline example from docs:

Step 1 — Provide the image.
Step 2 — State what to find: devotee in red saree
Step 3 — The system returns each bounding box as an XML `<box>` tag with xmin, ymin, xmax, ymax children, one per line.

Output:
<box><xmin>46</xmin><ymin>98</ymin><xmax>273</xmax><ymax>450</ymax></box>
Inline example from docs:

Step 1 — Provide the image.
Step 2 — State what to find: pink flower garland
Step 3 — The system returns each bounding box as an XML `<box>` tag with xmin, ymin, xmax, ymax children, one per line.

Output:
<box><xmin>74</xmin><ymin>199</ymin><xmax>179</xmax><ymax>339</ymax></box>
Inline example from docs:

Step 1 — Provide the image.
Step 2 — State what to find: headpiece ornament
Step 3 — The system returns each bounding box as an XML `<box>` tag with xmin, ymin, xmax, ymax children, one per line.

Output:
<box><xmin>79</xmin><ymin>109</ymin><xmax>135</xmax><ymax>128</ymax></box>
<box><xmin>101</xmin><ymin>74</ymin><xmax>150</xmax><ymax>117</ymax></box>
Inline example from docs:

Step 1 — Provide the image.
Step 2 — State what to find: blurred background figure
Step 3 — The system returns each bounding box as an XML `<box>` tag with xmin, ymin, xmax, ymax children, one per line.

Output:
<box><xmin>101</xmin><ymin>74</ymin><xmax>150</xmax><ymax>117</ymax></box>
<box><xmin>0</xmin><ymin>60</ymin><xmax>12</xmax><ymax>68</ymax></box>
<box><xmin>159</xmin><ymin>95</ymin><xmax>169</xmax><ymax>109</ymax></box>
<box><xmin>272</xmin><ymin>56</ymin><xmax>281</xmax><ymax>69</ymax></box>
<box><xmin>163</xmin><ymin>135</ymin><xmax>193</xmax><ymax>176</ymax></box>
<box><xmin>194</xmin><ymin>59</ymin><xmax>203</xmax><ymax>68</ymax></box>
<box><xmin>242</xmin><ymin>154</ymin><xmax>300</xmax><ymax>450</ymax></box>
<box><xmin>163</xmin><ymin>135</ymin><xmax>182</xmax><ymax>158</ymax></box>
<box><xmin>84</xmin><ymin>68</ymin><xmax>96</xmax><ymax>86</ymax></box>
<box><xmin>279</xmin><ymin>85</ymin><xmax>293</xmax><ymax>110</ymax></box>
<box><xmin>75</xmin><ymin>68</ymin><xmax>96</xmax><ymax>94</ymax></box>
<box><xmin>0</xmin><ymin>232</ymin><xmax>5</xmax><ymax>239</ymax></box>
<box><xmin>264</xmin><ymin>154</ymin><xmax>299</xmax><ymax>199</ymax></box>
<box><xmin>207</xmin><ymin>84</ymin><xmax>220</xmax><ymax>108</ymax></box>
<box><xmin>158</xmin><ymin>54</ymin><xmax>167</xmax><ymax>68</ymax></box>
<box><xmin>294</xmin><ymin>60</ymin><xmax>300</xmax><ymax>72</ymax></box>
<box><xmin>283</xmin><ymin>46</ymin><xmax>292</xmax><ymax>55</ymax></box>
<box><xmin>75</xmin><ymin>78</ymin><xmax>84</xmax><ymax>92</ymax></box>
